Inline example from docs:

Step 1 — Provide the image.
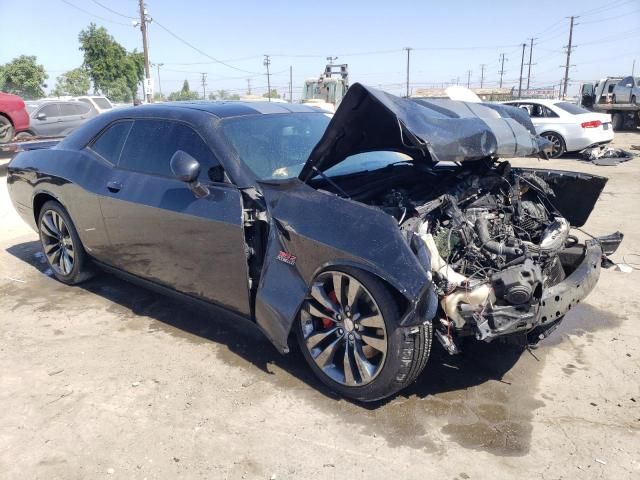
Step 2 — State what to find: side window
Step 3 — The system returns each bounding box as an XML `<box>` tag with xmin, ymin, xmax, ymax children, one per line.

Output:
<box><xmin>89</xmin><ymin>121</ymin><xmax>134</xmax><ymax>164</ymax></box>
<box><xmin>58</xmin><ymin>103</ymin><xmax>78</xmax><ymax>117</ymax></box>
<box><xmin>118</xmin><ymin>119</ymin><xmax>218</xmax><ymax>178</ymax></box>
<box><xmin>39</xmin><ymin>104</ymin><xmax>60</xmax><ymax>118</ymax></box>
<box><xmin>78</xmin><ymin>98</ymin><xmax>92</xmax><ymax>105</ymax></box>
<box><xmin>620</xmin><ymin>77</ymin><xmax>632</xmax><ymax>87</ymax></box>
<box><xmin>73</xmin><ymin>103</ymin><xmax>91</xmax><ymax>115</ymax></box>
<box><xmin>543</xmin><ymin>106</ymin><xmax>559</xmax><ymax>118</ymax></box>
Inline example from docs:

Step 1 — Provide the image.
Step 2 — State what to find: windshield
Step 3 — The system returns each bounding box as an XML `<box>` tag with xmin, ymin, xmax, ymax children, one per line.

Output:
<box><xmin>324</xmin><ymin>151</ymin><xmax>412</xmax><ymax>177</ymax></box>
<box><xmin>221</xmin><ymin>113</ymin><xmax>330</xmax><ymax>180</ymax></box>
<box><xmin>555</xmin><ymin>102</ymin><xmax>590</xmax><ymax>115</ymax></box>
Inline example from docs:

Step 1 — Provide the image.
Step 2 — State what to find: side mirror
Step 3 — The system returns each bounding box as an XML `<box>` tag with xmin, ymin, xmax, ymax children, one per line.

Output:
<box><xmin>36</xmin><ymin>112</ymin><xmax>47</xmax><ymax>120</ymax></box>
<box><xmin>170</xmin><ymin>150</ymin><xmax>209</xmax><ymax>198</ymax></box>
<box><xmin>170</xmin><ymin>150</ymin><xmax>200</xmax><ymax>182</ymax></box>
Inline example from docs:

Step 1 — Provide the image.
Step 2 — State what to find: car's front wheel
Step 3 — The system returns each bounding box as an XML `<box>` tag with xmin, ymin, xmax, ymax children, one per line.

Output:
<box><xmin>296</xmin><ymin>268</ymin><xmax>432</xmax><ymax>402</ymax></box>
<box><xmin>38</xmin><ymin>200</ymin><xmax>95</xmax><ymax>284</ymax></box>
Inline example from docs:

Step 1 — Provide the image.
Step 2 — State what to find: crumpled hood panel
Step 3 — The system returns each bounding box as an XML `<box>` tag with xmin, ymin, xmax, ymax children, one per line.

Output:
<box><xmin>299</xmin><ymin>83</ymin><xmax>549</xmax><ymax>181</ymax></box>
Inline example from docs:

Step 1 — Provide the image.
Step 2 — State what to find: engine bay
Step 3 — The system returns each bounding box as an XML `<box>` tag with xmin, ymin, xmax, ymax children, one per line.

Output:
<box><xmin>348</xmin><ymin>160</ymin><xmax>607</xmax><ymax>350</ymax></box>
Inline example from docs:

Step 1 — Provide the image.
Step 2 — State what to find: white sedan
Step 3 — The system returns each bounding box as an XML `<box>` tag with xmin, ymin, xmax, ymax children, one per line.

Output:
<box><xmin>502</xmin><ymin>99</ymin><xmax>613</xmax><ymax>158</ymax></box>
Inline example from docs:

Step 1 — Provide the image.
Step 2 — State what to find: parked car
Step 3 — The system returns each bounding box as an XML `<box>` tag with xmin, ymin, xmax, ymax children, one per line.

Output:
<box><xmin>24</xmin><ymin>100</ymin><xmax>97</xmax><ymax>138</ymax></box>
<box><xmin>502</xmin><ymin>99</ymin><xmax>613</xmax><ymax>158</ymax></box>
<box><xmin>612</xmin><ymin>76</ymin><xmax>640</xmax><ymax>104</ymax></box>
<box><xmin>72</xmin><ymin>95</ymin><xmax>114</xmax><ymax>114</ymax></box>
<box><xmin>7</xmin><ymin>84</ymin><xmax>620</xmax><ymax>401</ymax></box>
<box><xmin>0</xmin><ymin>92</ymin><xmax>30</xmax><ymax>144</ymax></box>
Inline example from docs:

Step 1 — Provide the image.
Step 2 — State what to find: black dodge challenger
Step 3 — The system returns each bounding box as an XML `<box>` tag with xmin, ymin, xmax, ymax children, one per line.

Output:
<box><xmin>7</xmin><ymin>84</ymin><xmax>621</xmax><ymax>401</ymax></box>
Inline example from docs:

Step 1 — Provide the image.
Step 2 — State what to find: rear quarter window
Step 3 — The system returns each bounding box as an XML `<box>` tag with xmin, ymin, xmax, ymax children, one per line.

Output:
<box><xmin>89</xmin><ymin>121</ymin><xmax>134</xmax><ymax>164</ymax></box>
<box><xmin>554</xmin><ymin>102</ymin><xmax>590</xmax><ymax>115</ymax></box>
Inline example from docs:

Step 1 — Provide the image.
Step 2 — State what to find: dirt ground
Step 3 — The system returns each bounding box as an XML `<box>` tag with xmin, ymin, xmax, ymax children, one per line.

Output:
<box><xmin>1</xmin><ymin>133</ymin><xmax>639</xmax><ymax>480</ymax></box>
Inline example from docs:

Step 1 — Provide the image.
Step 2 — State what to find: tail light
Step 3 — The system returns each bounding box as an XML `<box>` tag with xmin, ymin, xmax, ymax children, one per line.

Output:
<box><xmin>581</xmin><ymin>120</ymin><xmax>602</xmax><ymax>128</ymax></box>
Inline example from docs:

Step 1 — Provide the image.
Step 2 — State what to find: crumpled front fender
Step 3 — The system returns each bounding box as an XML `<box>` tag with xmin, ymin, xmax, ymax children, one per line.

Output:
<box><xmin>254</xmin><ymin>179</ymin><xmax>437</xmax><ymax>353</ymax></box>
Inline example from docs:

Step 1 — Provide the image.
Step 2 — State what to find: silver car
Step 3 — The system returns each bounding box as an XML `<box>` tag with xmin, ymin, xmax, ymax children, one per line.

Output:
<box><xmin>612</xmin><ymin>76</ymin><xmax>640</xmax><ymax>104</ymax></box>
<box><xmin>24</xmin><ymin>100</ymin><xmax>97</xmax><ymax>138</ymax></box>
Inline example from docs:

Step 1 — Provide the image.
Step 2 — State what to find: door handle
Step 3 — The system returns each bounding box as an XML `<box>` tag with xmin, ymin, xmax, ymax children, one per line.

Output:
<box><xmin>106</xmin><ymin>181</ymin><xmax>122</xmax><ymax>193</ymax></box>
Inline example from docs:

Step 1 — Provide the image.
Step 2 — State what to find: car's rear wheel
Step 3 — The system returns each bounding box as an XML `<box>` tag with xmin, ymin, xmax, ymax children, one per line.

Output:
<box><xmin>612</xmin><ymin>113</ymin><xmax>624</xmax><ymax>131</ymax></box>
<box><xmin>0</xmin><ymin>116</ymin><xmax>15</xmax><ymax>144</ymax></box>
<box><xmin>296</xmin><ymin>268</ymin><xmax>432</xmax><ymax>402</ymax></box>
<box><xmin>38</xmin><ymin>200</ymin><xmax>95</xmax><ymax>284</ymax></box>
<box><xmin>541</xmin><ymin>132</ymin><xmax>566</xmax><ymax>158</ymax></box>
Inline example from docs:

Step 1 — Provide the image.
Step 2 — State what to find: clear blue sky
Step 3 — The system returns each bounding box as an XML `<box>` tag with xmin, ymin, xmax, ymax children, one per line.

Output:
<box><xmin>1</xmin><ymin>0</ymin><xmax>638</xmax><ymax>99</ymax></box>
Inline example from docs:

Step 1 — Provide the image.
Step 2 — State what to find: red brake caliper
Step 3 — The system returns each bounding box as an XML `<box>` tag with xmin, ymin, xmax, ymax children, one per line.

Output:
<box><xmin>321</xmin><ymin>291</ymin><xmax>338</xmax><ymax>329</ymax></box>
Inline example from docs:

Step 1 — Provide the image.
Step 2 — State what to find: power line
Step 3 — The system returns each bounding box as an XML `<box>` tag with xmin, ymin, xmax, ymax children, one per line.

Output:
<box><xmin>152</xmin><ymin>20</ymin><xmax>262</xmax><ymax>75</ymax></box>
<box><xmin>90</xmin><ymin>0</ymin><xmax>136</xmax><ymax>20</ymax></box>
<box><xmin>58</xmin><ymin>0</ymin><xmax>130</xmax><ymax>26</ymax></box>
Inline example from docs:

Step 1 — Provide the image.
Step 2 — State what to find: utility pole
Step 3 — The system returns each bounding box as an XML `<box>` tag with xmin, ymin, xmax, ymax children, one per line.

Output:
<box><xmin>403</xmin><ymin>47</ymin><xmax>412</xmax><ymax>97</ymax></box>
<box><xmin>518</xmin><ymin>42</ymin><xmax>526</xmax><ymax>99</ymax></box>
<box><xmin>498</xmin><ymin>53</ymin><xmax>506</xmax><ymax>88</ymax></box>
<box><xmin>200</xmin><ymin>72</ymin><xmax>207</xmax><ymax>99</ymax></box>
<box><xmin>289</xmin><ymin>65</ymin><xmax>293</xmax><ymax>103</ymax></box>
<box><xmin>526</xmin><ymin>37</ymin><xmax>536</xmax><ymax>92</ymax></box>
<box><xmin>264</xmin><ymin>55</ymin><xmax>271</xmax><ymax>102</ymax></box>
<box><xmin>155</xmin><ymin>63</ymin><xmax>163</xmax><ymax>97</ymax></box>
<box><xmin>467</xmin><ymin>70</ymin><xmax>472</xmax><ymax>88</ymax></box>
<box><xmin>562</xmin><ymin>16</ymin><xmax>578</xmax><ymax>99</ymax></box>
<box><xmin>632</xmin><ymin>59</ymin><xmax>636</xmax><ymax>76</ymax></box>
<box><xmin>246</xmin><ymin>78</ymin><xmax>252</xmax><ymax>95</ymax></box>
<box><xmin>480</xmin><ymin>64</ymin><xmax>486</xmax><ymax>88</ymax></box>
<box><xmin>137</xmin><ymin>0</ymin><xmax>152</xmax><ymax>103</ymax></box>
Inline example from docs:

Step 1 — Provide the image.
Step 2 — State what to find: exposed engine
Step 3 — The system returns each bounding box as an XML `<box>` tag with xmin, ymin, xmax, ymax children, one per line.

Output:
<box><xmin>370</xmin><ymin>161</ymin><xmax>577</xmax><ymax>346</ymax></box>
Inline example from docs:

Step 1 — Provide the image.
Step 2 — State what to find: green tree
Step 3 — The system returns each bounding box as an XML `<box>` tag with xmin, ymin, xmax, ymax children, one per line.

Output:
<box><xmin>0</xmin><ymin>55</ymin><xmax>48</xmax><ymax>99</ymax></box>
<box><xmin>216</xmin><ymin>89</ymin><xmax>229</xmax><ymax>100</ymax></box>
<box><xmin>167</xmin><ymin>80</ymin><xmax>200</xmax><ymax>101</ymax></box>
<box><xmin>78</xmin><ymin>23</ymin><xmax>144</xmax><ymax>102</ymax></box>
<box><xmin>153</xmin><ymin>92</ymin><xmax>166</xmax><ymax>102</ymax></box>
<box><xmin>262</xmin><ymin>89</ymin><xmax>280</xmax><ymax>99</ymax></box>
<box><xmin>51</xmin><ymin>68</ymin><xmax>90</xmax><ymax>96</ymax></box>
<box><xmin>207</xmin><ymin>92</ymin><xmax>217</xmax><ymax>100</ymax></box>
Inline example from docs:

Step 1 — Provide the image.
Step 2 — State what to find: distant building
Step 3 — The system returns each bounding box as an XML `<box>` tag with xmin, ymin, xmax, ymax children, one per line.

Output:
<box><xmin>412</xmin><ymin>87</ymin><xmax>515</xmax><ymax>101</ymax></box>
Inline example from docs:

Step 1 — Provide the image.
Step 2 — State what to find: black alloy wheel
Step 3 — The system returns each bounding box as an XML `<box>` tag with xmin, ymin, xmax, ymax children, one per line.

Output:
<box><xmin>297</xmin><ymin>268</ymin><xmax>433</xmax><ymax>402</ymax></box>
<box><xmin>541</xmin><ymin>132</ymin><xmax>565</xmax><ymax>158</ymax></box>
<box><xmin>38</xmin><ymin>200</ymin><xmax>95</xmax><ymax>284</ymax></box>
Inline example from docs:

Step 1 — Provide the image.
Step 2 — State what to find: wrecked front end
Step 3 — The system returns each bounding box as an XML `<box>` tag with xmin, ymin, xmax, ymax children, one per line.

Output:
<box><xmin>387</xmin><ymin>162</ymin><xmax>622</xmax><ymax>352</ymax></box>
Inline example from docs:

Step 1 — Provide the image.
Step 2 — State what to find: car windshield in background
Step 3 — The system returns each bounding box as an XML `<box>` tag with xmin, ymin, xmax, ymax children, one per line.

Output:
<box><xmin>555</xmin><ymin>102</ymin><xmax>591</xmax><ymax>115</ymax></box>
<box><xmin>221</xmin><ymin>113</ymin><xmax>330</xmax><ymax>180</ymax></box>
<box><xmin>94</xmin><ymin>97</ymin><xmax>112</xmax><ymax>109</ymax></box>
<box><xmin>324</xmin><ymin>151</ymin><xmax>413</xmax><ymax>177</ymax></box>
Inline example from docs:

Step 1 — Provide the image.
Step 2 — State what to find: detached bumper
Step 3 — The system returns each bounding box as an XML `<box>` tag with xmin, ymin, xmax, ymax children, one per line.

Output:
<box><xmin>461</xmin><ymin>240</ymin><xmax>603</xmax><ymax>341</ymax></box>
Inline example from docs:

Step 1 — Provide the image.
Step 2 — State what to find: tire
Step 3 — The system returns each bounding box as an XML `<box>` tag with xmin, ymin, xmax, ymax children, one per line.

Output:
<box><xmin>0</xmin><ymin>116</ymin><xmax>15</xmax><ymax>144</ymax></box>
<box><xmin>296</xmin><ymin>267</ymin><xmax>432</xmax><ymax>402</ymax></box>
<box><xmin>541</xmin><ymin>132</ymin><xmax>566</xmax><ymax>158</ymax></box>
<box><xmin>632</xmin><ymin>95</ymin><xmax>637</xmax><ymax>105</ymax></box>
<box><xmin>37</xmin><ymin>200</ymin><xmax>95</xmax><ymax>285</ymax></box>
<box><xmin>611</xmin><ymin>113</ymin><xmax>624</xmax><ymax>132</ymax></box>
<box><xmin>14</xmin><ymin>132</ymin><xmax>34</xmax><ymax>141</ymax></box>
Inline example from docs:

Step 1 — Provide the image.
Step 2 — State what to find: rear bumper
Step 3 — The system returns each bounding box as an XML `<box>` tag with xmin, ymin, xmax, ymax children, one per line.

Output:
<box><xmin>567</xmin><ymin>128</ymin><xmax>615</xmax><ymax>152</ymax></box>
<box><xmin>461</xmin><ymin>240</ymin><xmax>604</xmax><ymax>341</ymax></box>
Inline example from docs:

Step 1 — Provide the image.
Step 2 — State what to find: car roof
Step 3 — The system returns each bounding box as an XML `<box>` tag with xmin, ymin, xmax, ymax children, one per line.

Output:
<box><xmin>506</xmin><ymin>99</ymin><xmax>560</xmax><ymax>106</ymax></box>
<box><xmin>133</xmin><ymin>100</ymin><xmax>326</xmax><ymax>119</ymax></box>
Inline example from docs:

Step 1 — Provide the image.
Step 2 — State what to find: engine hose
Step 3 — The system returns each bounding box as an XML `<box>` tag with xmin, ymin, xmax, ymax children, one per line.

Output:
<box><xmin>475</xmin><ymin>217</ymin><xmax>522</xmax><ymax>257</ymax></box>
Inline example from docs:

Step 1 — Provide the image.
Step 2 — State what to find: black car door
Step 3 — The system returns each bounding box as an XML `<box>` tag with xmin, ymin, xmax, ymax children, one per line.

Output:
<box><xmin>98</xmin><ymin>118</ymin><xmax>251</xmax><ymax>317</ymax></box>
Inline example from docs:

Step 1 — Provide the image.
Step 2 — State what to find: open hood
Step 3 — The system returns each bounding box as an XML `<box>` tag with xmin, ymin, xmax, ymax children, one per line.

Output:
<box><xmin>299</xmin><ymin>83</ymin><xmax>548</xmax><ymax>181</ymax></box>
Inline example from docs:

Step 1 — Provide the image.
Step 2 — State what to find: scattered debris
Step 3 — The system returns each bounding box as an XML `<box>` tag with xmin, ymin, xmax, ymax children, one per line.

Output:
<box><xmin>581</xmin><ymin>146</ymin><xmax>636</xmax><ymax>166</ymax></box>
<box><xmin>594</xmin><ymin>458</ymin><xmax>607</xmax><ymax>465</ymax></box>
<box><xmin>132</xmin><ymin>381</ymin><xmax>141</xmax><ymax>387</ymax></box>
<box><xmin>630</xmin><ymin>144</ymin><xmax>640</xmax><ymax>151</ymax></box>
<box><xmin>5</xmin><ymin>276</ymin><xmax>26</xmax><ymax>283</ymax></box>
<box><xmin>590</xmin><ymin>402</ymin><xmax>598</xmax><ymax>407</ymax></box>
<box><xmin>107</xmin><ymin>467</ymin><xmax>115</xmax><ymax>474</ymax></box>
<box><xmin>47</xmin><ymin>369</ymin><xmax>64</xmax><ymax>376</ymax></box>
<box><xmin>173</xmin><ymin>457</ymin><xmax>180</xmax><ymax>463</ymax></box>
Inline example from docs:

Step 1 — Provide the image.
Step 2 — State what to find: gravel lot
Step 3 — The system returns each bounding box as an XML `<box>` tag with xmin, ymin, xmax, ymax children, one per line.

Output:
<box><xmin>1</xmin><ymin>133</ymin><xmax>639</xmax><ymax>479</ymax></box>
